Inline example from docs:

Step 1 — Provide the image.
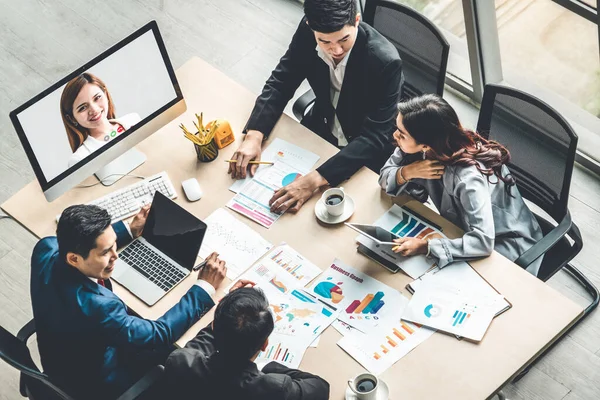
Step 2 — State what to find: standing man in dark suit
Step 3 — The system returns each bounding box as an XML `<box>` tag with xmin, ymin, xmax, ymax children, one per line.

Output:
<box><xmin>164</xmin><ymin>286</ymin><xmax>329</xmax><ymax>399</ymax></box>
<box><xmin>30</xmin><ymin>204</ymin><xmax>226</xmax><ymax>399</ymax></box>
<box><xmin>228</xmin><ymin>0</ymin><xmax>403</xmax><ymax>213</ymax></box>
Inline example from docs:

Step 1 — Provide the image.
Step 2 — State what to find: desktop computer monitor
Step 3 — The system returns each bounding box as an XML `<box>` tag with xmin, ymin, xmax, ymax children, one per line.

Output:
<box><xmin>9</xmin><ymin>21</ymin><xmax>186</xmax><ymax>202</ymax></box>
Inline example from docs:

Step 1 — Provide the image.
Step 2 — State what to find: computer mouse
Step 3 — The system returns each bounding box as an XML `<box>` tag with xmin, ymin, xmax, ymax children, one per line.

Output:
<box><xmin>181</xmin><ymin>178</ymin><xmax>203</xmax><ymax>202</ymax></box>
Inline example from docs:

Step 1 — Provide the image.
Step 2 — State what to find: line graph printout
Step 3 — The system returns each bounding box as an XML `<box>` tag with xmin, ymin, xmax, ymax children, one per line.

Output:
<box><xmin>198</xmin><ymin>208</ymin><xmax>273</xmax><ymax>280</ymax></box>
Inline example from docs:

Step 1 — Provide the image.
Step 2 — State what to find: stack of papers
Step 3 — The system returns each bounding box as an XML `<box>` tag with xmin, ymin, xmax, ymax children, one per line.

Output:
<box><xmin>199</xmin><ymin>208</ymin><xmax>273</xmax><ymax>280</ymax></box>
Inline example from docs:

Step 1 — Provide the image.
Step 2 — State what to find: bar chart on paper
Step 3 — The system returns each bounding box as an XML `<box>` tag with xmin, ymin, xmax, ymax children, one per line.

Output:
<box><xmin>337</xmin><ymin>319</ymin><xmax>435</xmax><ymax>375</ymax></box>
<box><xmin>256</xmin><ymin>333</ymin><xmax>305</xmax><ymax>369</ymax></box>
<box><xmin>345</xmin><ymin>292</ymin><xmax>385</xmax><ymax>324</ymax></box>
<box><xmin>266</xmin><ymin>244</ymin><xmax>323</xmax><ymax>286</ymax></box>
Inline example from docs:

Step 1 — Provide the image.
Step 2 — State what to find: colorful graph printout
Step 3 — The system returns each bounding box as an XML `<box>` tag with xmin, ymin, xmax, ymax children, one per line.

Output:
<box><xmin>227</xmin><ymin>160</ymin><xmax>302</xmax><ymax>228</ymax></box>
<box><xmin>402</xmin><ymin>282</ymin><xmax>503</xmax><ymax>341</ymax></box>
<box><xmin>229</xmin><ymin>138</ymin><xmax>320</xmax><ymax>193</ymax></box>
<box><xmin>255</xmin><ymin>333</ymin><xmax>305</xmax><ymax>369</ymax></box>
<box><xmin>307</xmin><ymin>259</ymin><xmax>405</xmax><ymax>332</ymax></box>
<box><xmin>266</xmin><ymin>244</ymin><xmax>323</xmax><ymax>286</ymax></box>
<box><xmin>337</xmin><ymin>293</ymin><xmax>435</xmax><ymax>374</ymax></box>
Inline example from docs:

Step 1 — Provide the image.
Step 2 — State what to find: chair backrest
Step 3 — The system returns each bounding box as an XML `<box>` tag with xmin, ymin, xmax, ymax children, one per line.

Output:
<box><xmin>0</xmin><ymin>325</ymin><xmax>73</xmax><ymax>400</ymax></box>
<box><xmin>476</xmin><ymin>84</ymin><xmax>578</xmax><ymax>223</ymax></box>
<box><xmin>363</xmin><ymin>0</ymin><xmax>449</xmax><ymax>98</ymax></box>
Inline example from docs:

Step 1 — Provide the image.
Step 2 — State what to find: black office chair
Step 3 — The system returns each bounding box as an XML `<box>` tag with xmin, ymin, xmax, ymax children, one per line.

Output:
<box><xmin>292</xmin><ymin>0</ymin><xmax>450</xmax><ymax>120</ymax></box>
<box><xmin>0</xmin><ymin>319</ymin><xmax>165</xmax><ymax>400</ymax></box>
<box><xmin>476</xmin><ymin>83</ymin><xmax>599</xmax><ymax>380</ymax></box>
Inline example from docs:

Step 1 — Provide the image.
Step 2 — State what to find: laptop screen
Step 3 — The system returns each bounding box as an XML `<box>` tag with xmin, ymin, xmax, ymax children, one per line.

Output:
<box><xmin>142</xmin><ymin>191</ymin><xmax>206</xmax><ymax>270</ymax></box>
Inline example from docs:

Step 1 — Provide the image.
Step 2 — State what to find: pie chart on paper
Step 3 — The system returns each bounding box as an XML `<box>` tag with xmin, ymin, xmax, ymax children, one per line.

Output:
<box><xmin>282</xmin><ymin>172</ymin><xmax>302</xmax><ymax>186</ymax></box>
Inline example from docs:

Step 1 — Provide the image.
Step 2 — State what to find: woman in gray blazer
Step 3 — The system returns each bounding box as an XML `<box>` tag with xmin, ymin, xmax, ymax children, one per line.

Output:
<box><xmin>379</xmin><ymin>95</ymin><xmax>543</xmax><ymax>276</ymax></box>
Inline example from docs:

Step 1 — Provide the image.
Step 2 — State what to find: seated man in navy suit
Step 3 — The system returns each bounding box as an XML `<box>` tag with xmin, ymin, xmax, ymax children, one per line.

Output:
<box><xmin>164</xmin><ymin>287</ymin><xmax>330</xmax><ymax>400</ymax></box>
<box><xmin>30</xmin><ymin>204</ymin><xmax>226</xmax><ymax>399</ymax></box>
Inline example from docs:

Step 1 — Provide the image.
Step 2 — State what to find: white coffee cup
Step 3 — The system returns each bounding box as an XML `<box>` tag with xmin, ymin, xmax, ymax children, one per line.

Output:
<box><xmin>321</xmin><ymin>187</ymin><xmax>345</xmax><ymax>217</ymax></box>
<box><xmin>347</xmin><ymin>372</ymin><xmax>379</xmax><ymax>400</ymax></box>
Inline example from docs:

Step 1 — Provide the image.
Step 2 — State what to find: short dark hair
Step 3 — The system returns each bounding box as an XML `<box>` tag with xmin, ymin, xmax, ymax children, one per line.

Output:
<box><xmin>57</xmin><ymin>204</ymin><xmax>112</xmax><ymax>260</ymax></box>
<box><xmin>213</xmin><ymin>288</ymin><xmax>274</xmax><ymax>360</ymax></box>
<box><xmin>304</xmin><ymin>0</ymin><xmax>357</xmax><ymax>33</ymax></box>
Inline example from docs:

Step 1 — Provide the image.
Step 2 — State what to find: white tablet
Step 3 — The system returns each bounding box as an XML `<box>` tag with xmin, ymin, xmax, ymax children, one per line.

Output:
<box><xmin>345</xmin><ymin>223</ymin><xmax>400</xmax><ymax>245</ymax></box>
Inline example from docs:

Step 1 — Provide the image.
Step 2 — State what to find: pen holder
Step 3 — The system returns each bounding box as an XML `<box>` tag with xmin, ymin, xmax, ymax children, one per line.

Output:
<box><xmin>194</xmin><ymin>137</ymin><xmax>219</xmax><ymax>162</ymax></box>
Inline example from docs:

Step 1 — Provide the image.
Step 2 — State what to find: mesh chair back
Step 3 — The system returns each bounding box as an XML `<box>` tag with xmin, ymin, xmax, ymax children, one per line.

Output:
<box><xmin>363</xmin><ymin>0</ymin><xmax>449</xmax><ymax>98</ymax></box>
<box><xmin>0</xmin><ymin>325</ymin><xmax>72</xmax><ymax>400</ymax></box>
<box><xmin>477</xmin><ymin>84</ymin><xmax>578</xmax><ymax>223</ymax></box>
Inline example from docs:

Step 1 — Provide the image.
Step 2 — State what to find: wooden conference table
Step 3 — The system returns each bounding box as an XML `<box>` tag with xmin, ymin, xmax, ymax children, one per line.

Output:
<box><xmin>2</xmin><ymin>57</ymin><xmax>584</xmax><ymax>399</ymax></box>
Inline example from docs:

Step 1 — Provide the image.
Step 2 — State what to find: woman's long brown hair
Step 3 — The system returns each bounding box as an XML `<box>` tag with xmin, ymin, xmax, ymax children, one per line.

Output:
<box><xmin>60</xmin><ymin>73</ymin><xmax>115</xmax><ymax>152</ymax></box>
<box><xmin>398</xmin><ymin>94</ymin><xmax>516</xmax><ymax>193</ymax></box>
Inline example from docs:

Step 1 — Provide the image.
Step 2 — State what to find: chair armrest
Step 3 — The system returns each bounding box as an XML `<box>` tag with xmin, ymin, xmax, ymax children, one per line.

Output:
<box><xmin>514</xmin><ymin>211</ymin><xmax>572</xmax><ymax>269</ymax></box>
<box><xmin>17</xmin><ymin>319</ymin><xmax>36</xmax><ymax>343</ymax></box>
<box><xmin>292</xmin><ymin>89</ymin><xmax>316</xmax><ymax>121</ymax></box>
<box><xmin>116</xmin><ymin>365</ymin><xmax>165</xmax><ymax>400</ymax></box>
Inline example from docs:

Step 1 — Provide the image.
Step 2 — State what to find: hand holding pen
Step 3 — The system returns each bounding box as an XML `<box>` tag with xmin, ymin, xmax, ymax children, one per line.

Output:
<box><xmin>194</xmin><ymin>252</ymin><xmax>226</xmax><ymax>289</ymax></box>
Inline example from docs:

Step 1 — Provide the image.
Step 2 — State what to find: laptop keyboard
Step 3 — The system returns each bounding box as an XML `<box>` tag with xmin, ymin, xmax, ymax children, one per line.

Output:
<box><xmin>119</xmin><ymin>241</ymin><xmax>187</xmax><ymax>291</ymax></box>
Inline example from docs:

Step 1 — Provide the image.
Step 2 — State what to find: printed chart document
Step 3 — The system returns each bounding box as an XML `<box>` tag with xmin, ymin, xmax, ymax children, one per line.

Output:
<box><xmin>402</xmin><ymin>282</ymin><xmax>503</xmax><ymax>341</ymax></box>
<box><xmin>227</xmin><ymin>160</ymin><xmax>304</xmax><ymax>228</ymax></box>
<box><xmin>230</xmin><ymin>245</ymin><xmax>336</xmax><ymax>369</ymax></box>
<box><xmin>338</xmin><ymin>293</ymin><xmax>435</xmax><ymax>375</ymax></box>
<box><xmin>306</xmin><ymin>259</ymin><xmax>405</xmax><ymax>333</ymax></box>
<box><xmin>229</xmin><ymin>244</ymin><xmax>323</xmax><ymax>290</ymax></box>
<box><xmin>356</xmin><ymin>205</ymin><xmax>444</xmax><ymax>279</ymax></box>
<box><xmin>229</xmin><ymin>138</ymin><xmax>320</xmax><ymax>193</ymax></box>
<box><xmin>198</xmin><ymin>208</ymin><xmax>273</xmax><ymax>280</ymax></box>
<box><xmin>407</xmin><ymin>261</ymin><xmax>511</xmax><ymax>317</ymax></box>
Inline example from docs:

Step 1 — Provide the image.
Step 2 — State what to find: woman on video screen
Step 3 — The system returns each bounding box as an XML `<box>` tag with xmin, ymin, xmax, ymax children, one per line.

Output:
<box><xmin>61</xmin><ymin>72</ymin><xmax>141</xmax><ymax>168</ymax></box>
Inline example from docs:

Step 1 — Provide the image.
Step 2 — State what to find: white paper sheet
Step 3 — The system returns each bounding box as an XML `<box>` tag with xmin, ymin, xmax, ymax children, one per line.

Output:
<box><xmin>198</xmin><ymin>208</ymin><xmax>273</xmax><ymax>280</ymax></box>
<box><xmin>408</xmin><ymin>261</ymin><xmax>510</xmax><ymax>317</ymax></box>
<box><xmin>338</xmin><ymin>317</ymin><xmax>435</xmax><ymax>375</ymax></box>
<box><xmin>402</xmin><ymin>282</ymin><xmax>503</xmax><ymax>341</ymax></box>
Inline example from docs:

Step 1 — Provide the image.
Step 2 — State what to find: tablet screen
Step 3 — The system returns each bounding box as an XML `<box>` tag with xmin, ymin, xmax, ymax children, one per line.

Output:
<box><xmin>347</xmin><ymin>224</ymin><xmax>400</xmax><ymax>244</ymax></box>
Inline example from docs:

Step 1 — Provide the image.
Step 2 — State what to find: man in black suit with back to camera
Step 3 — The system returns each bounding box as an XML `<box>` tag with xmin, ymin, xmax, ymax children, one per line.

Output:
<box><xmin>164</xmin><ymin>285</ymin><xmax>330</xmax><ymax>399</ymax></box>
<box><xmin>228</xmin><ymin>0</ymin><xmax>403</xmax><ymax>213</ymax></box>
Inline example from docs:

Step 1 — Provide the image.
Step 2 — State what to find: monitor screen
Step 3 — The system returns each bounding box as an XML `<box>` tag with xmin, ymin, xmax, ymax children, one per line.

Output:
<box><xmin>10</xmin><ymin>21</ymin><xmax>184</xmax><ymax>200</ymax></box>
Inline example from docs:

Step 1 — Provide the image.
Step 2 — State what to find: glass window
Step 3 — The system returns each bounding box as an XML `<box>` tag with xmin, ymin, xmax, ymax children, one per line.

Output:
<box><xmin>496</xmin><ymin>0</ymin><xmax>600</xmax><ymax>118</ymax></box>
<box><xmin>391</xmin><ymin>0</ymin><xmax>472</xmax><ymax>86</ymax></box>
<box><xmin>580</xmin><ymin>0</ymin><xmax>597</xmax><ymax>8</ymax></box>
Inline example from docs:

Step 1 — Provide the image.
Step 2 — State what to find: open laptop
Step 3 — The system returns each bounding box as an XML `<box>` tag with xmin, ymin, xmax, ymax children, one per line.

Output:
<box><xmin>111</xmin><ymin>191</ymin><xmax>207</xmax><ymax>305</ymax></box>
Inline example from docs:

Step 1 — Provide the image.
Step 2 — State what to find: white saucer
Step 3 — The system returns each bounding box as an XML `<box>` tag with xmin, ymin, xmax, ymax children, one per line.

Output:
<box><xmin>345</xmin><ymin>379</ymin><xmax>389</xmax><ymax>400</ymax></box>
<box><xmin>315</xmin><ymin>195</ymin><xmax>355</xmax><ymax>224</ymax></box>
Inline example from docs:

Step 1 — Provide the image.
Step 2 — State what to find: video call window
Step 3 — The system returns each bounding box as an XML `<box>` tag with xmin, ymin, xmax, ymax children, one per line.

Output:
<box><xmin>13</xmin><ymin>29</ymin><xmax>177</xmax><ymax>183</ymax></box>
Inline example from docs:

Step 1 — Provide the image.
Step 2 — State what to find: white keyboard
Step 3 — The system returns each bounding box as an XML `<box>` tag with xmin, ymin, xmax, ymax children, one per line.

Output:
<box><xmin>56</xmin><ymin>172</ymin><xmax>177</xmax><ymax>223</ymax></box>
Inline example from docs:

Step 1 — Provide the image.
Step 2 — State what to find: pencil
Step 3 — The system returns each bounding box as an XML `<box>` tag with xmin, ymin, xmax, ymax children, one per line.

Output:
<box><xmin>392</xmin><ymin>245</ymin><xmax>400</xmax><ymax>252</ymax></box>
<box><xmin>224</xmin><ymin>160</ymin><xmax>274</xmax><ymax>165</ymax></box>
